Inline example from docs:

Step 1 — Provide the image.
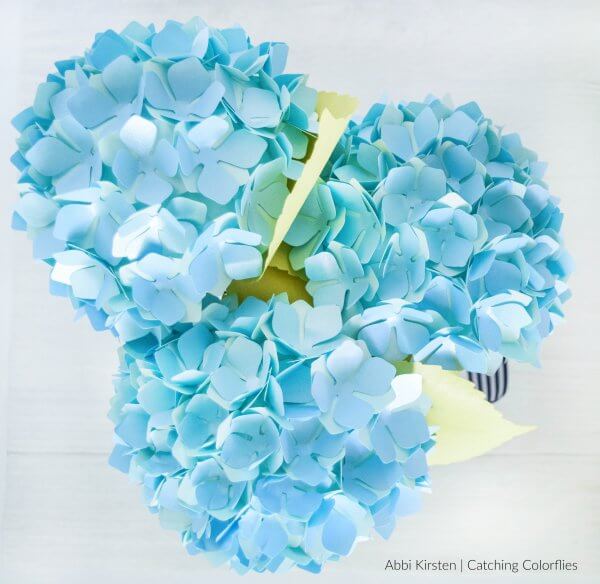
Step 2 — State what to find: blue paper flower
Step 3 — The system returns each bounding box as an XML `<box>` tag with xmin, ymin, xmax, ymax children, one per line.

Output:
<box><xmin>112</xmin><ymin>115</ymin><xmax>179</xmax><ymax>206</ymax></box>
<box><xmin>179</xmin><ymin>458</ymin><xmax>246</xmax><ymax>518</ymax></box>
<box><xmin>238</xmin><ymin>159</ymin><xmax>289</xmax><ymax>248</ymax></box>
<box><xmin>109</xmin><ymin>296</ymin><xmax>434</xmax><ymax>573</ymax></box>
<box><xmin>119</xmin><ymin>253</ymin><xmax>202</xmax><ymax>326</ymax></box>
<box><xmin>283</xmin><ymin>182</ymin><xmax>337</xmax><ymax>270</ymax></box>
<box><xmin>217</xmin><ymin>411</ymin><xmax>281</xmax><ymax>481</ymax></box>
<box><xmin>305</xmin><ymin>242</ymin><xmax>378</xmax><ymax>309</ymax></box>
<box><xmin>283</xmin><ymin>179</ymin><xmax>385</xmax><ymax>272</ymax></box>
<box><xmin>373</xmin><ymin>223</ymin><xmax>430</xmax><ymax>302</ymax></box>
<box><xmin>280</xmin><ymin>418</ymin><xmax>346</xmax><ymax>486</ymax></box>
<box><xmin>235</xmin><ymin>510</ymin><xmax>290</xmax><ymax>572</ymax></box>
<box><xmin>67</xmin><ymin>55</ymin><xmax>144</xmax><ymax>133</ymax></box>
<box><xmin>176</xmin><ymin>118</ymin><xmax>268</xmax><ymax>205</ymax></box>
<box><xmin>50</xmin><ymin>249</ymin><xmax>127</xmax><ymax>319</ymax></box>
<box><xmin>263</xmin><ymin>299</ymin><xmax>343</xmax><ymax>357</ymax></box>
<box><xmin>204</xmin><ymin>335</ymin><xmax>272</xmax><ymax>409</ymax></box>
<box><xmin>24</xmin><ymin>115</ymin><xmax>102</xmax><ymax>194</ymax></box>
<box><xmin>173</xmin><ymin>394</ymin><xmax>227</xmax><ymax>456</ymax></box>
<box><xmin>254</xmin><ymin>475</ymin><xmax>323</xmax><ymax>520</ymax></box>
<box><xmin>12</xmin><ymin>18</ymin><xmax>317</xmax><ymax>341</ymax></box>
<box><xmin>184</xmin><ymin>213</ymin><xmax>263</xmax><ymax>299</ymax></box>
<box><xmin>288</xmin><ymin>96</ymin><xmax>573</xmax><ymax>374</ymax></box>
<box><xmin>52</xmin><ymin>182</ymin><xmax>135</xmax><ymax>265</ymax></box>
<box><xmin>311</xmin><ymin>339</ymin><xmax>396</xmax><ymax>433</ymax></box>
<box><xmin>144</xmin><ymin>57</ymin><xmax>225</xmax><ymax>122</ymax></box>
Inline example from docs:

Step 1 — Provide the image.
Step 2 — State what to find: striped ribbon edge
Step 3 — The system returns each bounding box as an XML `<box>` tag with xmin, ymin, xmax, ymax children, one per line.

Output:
<box><xmin>467</xmin><ymin>358</ymin><xmax>509</xmax><ymax>403</ymax></box>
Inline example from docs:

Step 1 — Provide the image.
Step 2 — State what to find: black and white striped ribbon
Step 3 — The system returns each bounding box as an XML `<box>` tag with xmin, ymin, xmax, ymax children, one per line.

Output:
<box><xmin>467</xmin><ymin>358</ymin><xmax>509</xmax><ymax>403</ymax></box>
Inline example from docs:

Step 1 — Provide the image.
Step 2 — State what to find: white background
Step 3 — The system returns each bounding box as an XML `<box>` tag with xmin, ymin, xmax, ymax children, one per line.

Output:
<box><xmin>1</xmin><ymin>1</ymin><xmax>599</xmax><ymax>582</ymax></box>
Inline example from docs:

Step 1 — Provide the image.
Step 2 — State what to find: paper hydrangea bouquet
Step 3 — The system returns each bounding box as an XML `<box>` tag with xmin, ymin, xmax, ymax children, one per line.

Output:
<box><xmin>11</xmin><ymin>18</ymin><xmax>572</xmax><ymax>574</ymax></box>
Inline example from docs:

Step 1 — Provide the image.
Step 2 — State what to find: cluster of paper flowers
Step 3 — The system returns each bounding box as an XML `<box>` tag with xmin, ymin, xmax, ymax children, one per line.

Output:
<box><xmin>110</xmin><ymin>295</ymin><xmax>433</xmax><ymax>572</ymax></box>
<box><xmin>288</xmin><ymin>100</ymin><xmax>573</xmax><ymax>374</ymax></box>
<box><xmin>11</xmin><ymin>16</ymin><xmax>571</xmax><ymax>574</ymax></box>
<box><xmin>12</xmin><ymin>17</ymin><xmax>317</xmax><ymax>345</ymax></box>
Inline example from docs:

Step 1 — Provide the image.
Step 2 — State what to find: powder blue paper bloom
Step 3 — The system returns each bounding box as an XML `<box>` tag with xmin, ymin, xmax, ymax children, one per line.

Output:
<box><xmin>176</xmin><ymin>117</ymin><xmax>267</xmax><ymax>205</ymax></box>
<box><xmin>311</xmin><ymin>339</ymin><xmax>396</xmax><ymax>433</ymax></box>
<box><xmin>184</xmin><ymin>213</ymin><xmax>263</xmax><ymax>300</ymax></box>
<box><xmin>473</xmin><ymin>291</ymin><xmax>539</xmax><ymax>363</ymax></box>
<box><xmin>368</xmin><ymin>392</ymin><xmax>432</xmax><ymax>467</ymax></box>
<box><xmin>178</xmin><ymin>458</ymin><xmax>246</xmax><ymax>518</ymax></box>
<box><xmin>283</xmin><ymin>182</ymin><xmax>338</xmax><ymax>271</ymax></box>
<box><xmin>374</xmin><ymin>223</ymin><xmax>430</xmax><ymax>302</ymax></box>
<box><xmin>172</xmin><ymin>394</ymin><xmax>227</xmax><ymax>458</ymax></box>
<box><xmin>274</xmin><ymin>360</ymin><xmax>318</xmax><ymax>421</ymax></box>
<box><xmin>419</xmin><ymin>206</ymin><xmax>486</xmax><ymax>276</ymax></box>
<box><xmin>112</xmin><ymin>205</ymin><xmax>188</xmax><ymax>261</ymax></box>
<box><xmin>343</xmin><ymin>279</ymin><xmax>500</xmax><ymax>373</ymax></box>
<box><xmin>112</xmin><ymin>115</ymin><xmax>179</xmax><ymax>205</ymax></box>
<box><xmin>235</xmin><ymin>510</ymin><xmax>290</xmax><ymax>572</ymax></box>
<box><xmin>324</xmin><ymin>180</ymin><xmax>384</xmax><ymax>264</ymax></box>
<box><xmin>217</xmin><ymin>411</ymin><xmax>281</xmax><ymax>481</ymax></box>
<box><xmin>370</xmin><ymin>483</ymin><xmax>423</xmax><ymax>538</ymax></box>
<box><xmin>342</xmin><ymin>438</ymin><xmax>405</xmax><ymax>505</ymax></box>
<box><xmin>305</xmin><ymin>242</ymin><xmax>378</xmax><ymax>309</ymax></box>
<box><xmin>344</xmin><ymin>301</ymin><xmax>433</xmax><ymax>362</ymax></box>
<box><xmin>50</xmin><ymin>249</ymin><xmax>127</xmax><ymax>315</ymax></box>
<box><xmin>303</xmin><ymin>494</ymin><xmax>372</xmax><ymax>564</ymax></box>
<box><xmin>152</xmin><ymin>323</ymin><xmax>215</xmax><ymax>391</ymax></box>
<box><xmin>144</xmin><ymin>57</ymin><xmax>225</xmax><ymax>122</ymax></box>
<box><xmin>12</xmin><ymin>17</ymin><xmax>317</xmax><ymax>342</ymax></box>
<box><xmin>280</xmin><ymin>418</ymin><xmax>346</xmax><ymax>486</ymax></box>
<box><xmin>119</xmin><ymin>253</ymin><xmax>202</xmax><ymax>326</ymax></box>
<box><xmin>263</xmin><ymin>299</ymin><xmax>343</xmax><ymax>358</ymax></box>
<box><xmin>284</xmin><ymin>179</ymin><xmax>385</xmax><ymax>272</ymax></box>
<box><xmin>287</xmin><ymin>96</ymin><xmax>573</xmax><ymax>374</ymax></box>
<box><xmin>109</xmin><ymin>295</ymin><xmax>434</xmax><ymax>573</ymax></box>
<box><xmin>238</xmin><ymin>159</ymin><xmax>289</xmax><ymax>248</ymax></box>
<box><xmin>24</xmin><ymin>115</ymin><xmax>102</xmax><ymax>194</ymax></box>
<box><xmin>67</xmin><ymin>55</ymin><xmax>144</xmax><ymax>134</ymax></box>
<box><xmin>52</xmin><ymin>182</ymin><xmax>135</xmax><ymax>266</ymax></box>
<box><xmin>254</xmin><ymin>476</ymin><xmax>323</xmax><ymax>521</ymax></box>
<box><xmin>204</xmin><ymin>335</ymin><xmax>272</xmax><ymax>409</ymax></box>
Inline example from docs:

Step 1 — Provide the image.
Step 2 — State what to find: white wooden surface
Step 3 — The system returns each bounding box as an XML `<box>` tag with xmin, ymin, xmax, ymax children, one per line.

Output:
<box><xmin>1</xmin><ymin>1</ymin><xmax>599</xmax><ymax>582</ymax></box>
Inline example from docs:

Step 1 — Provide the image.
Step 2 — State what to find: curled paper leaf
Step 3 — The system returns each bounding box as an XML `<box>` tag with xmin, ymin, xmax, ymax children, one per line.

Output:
<box><xmin>398</xmin><ymin>362</ymin><xmax>534</xmax><ymax>465</ymax></box>
<box><xmin>263</xmin><ymin>91</ymin><xmax>359</xmax><ymax>270</ymax></box>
